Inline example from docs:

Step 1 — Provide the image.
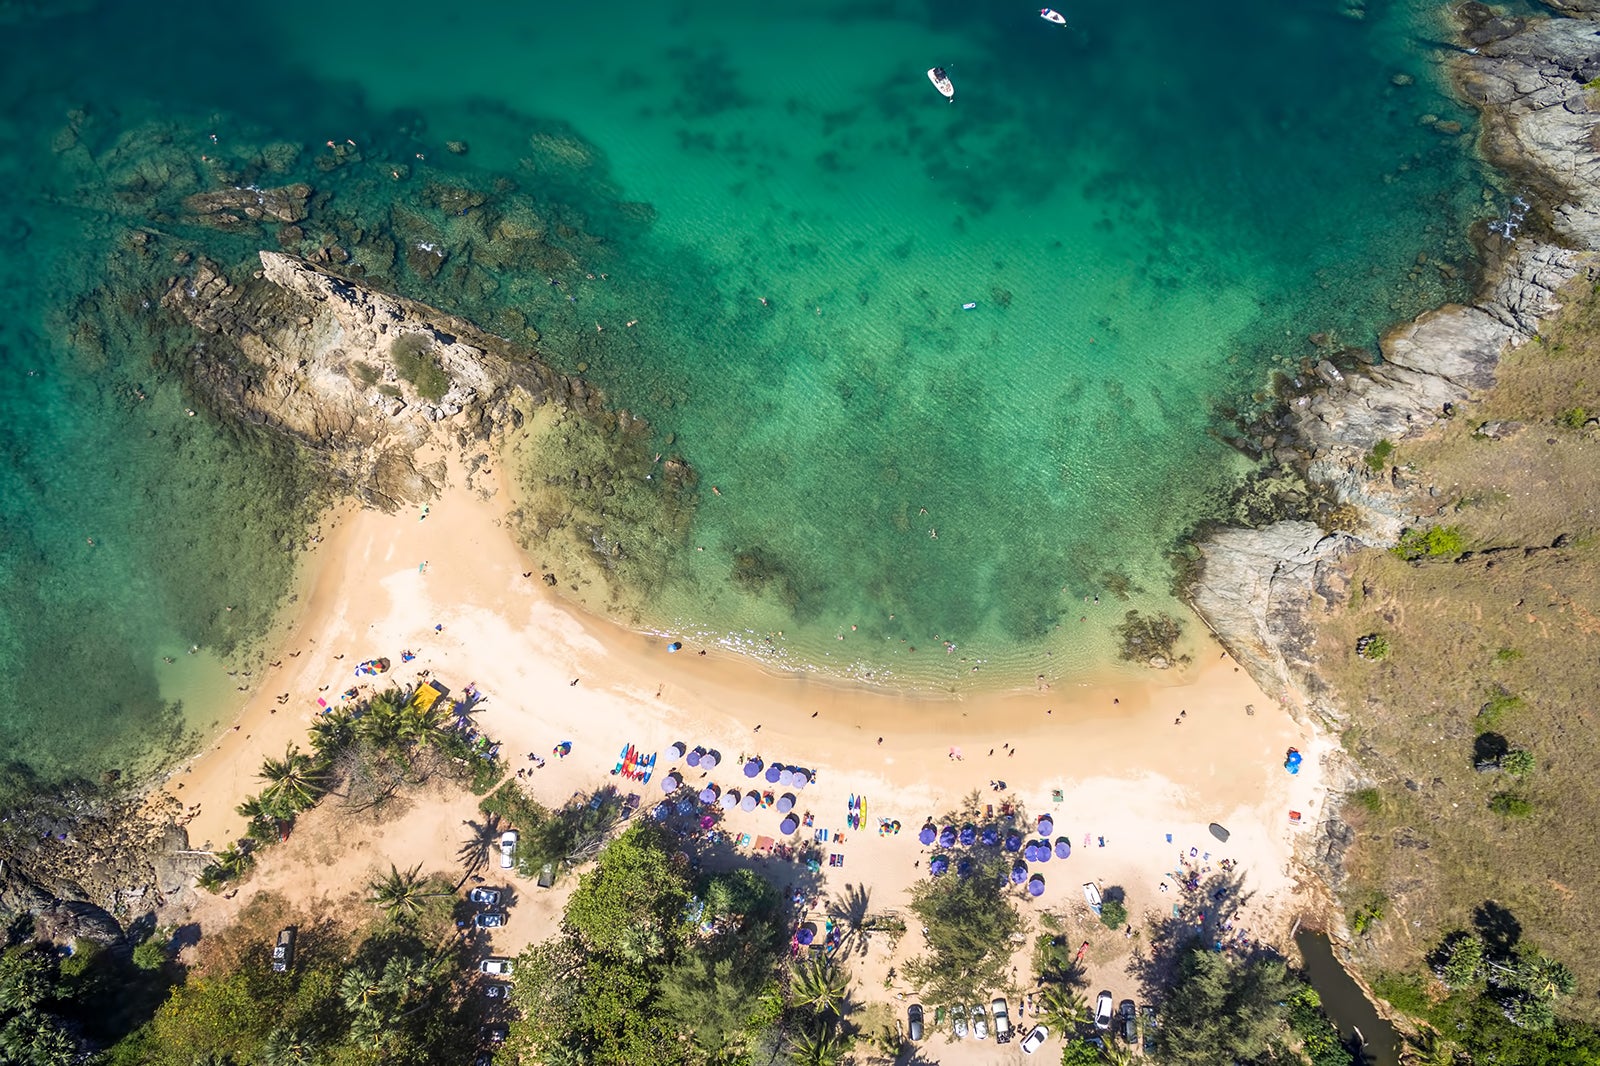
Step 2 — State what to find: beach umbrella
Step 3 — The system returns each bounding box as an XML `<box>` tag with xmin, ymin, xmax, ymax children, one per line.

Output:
<box><xmin>765</xmin><ymin>765</ymin><xmax>782</xmax><ymax>783</ymax></box>
<box><xmin>957</xmin><ymin>858</ymin><xmax>972</xmax><ymax>878</ymax></box>
<box><xmin>1024</xmin><ymin>844</ymin><xmax>1039</xmax><ymax>863</ymax></box>
<box><xmin>981</xmin><ymin>826</ymin><xmax>999</xmax><ymax>847</ymax></box>
<box><xmin>720</xmin><ymin>791</ymin><xmax>739</xmax><ymax>810</ymax></box>
<box><xmin>660</xmin><ymin>774</ymin><xmax>680</xmax><ymax>792</ymax></box>
<box><xmin>675</xmin><ymin>798</ymin><xmax>694</xmax><ymax>815</ymax></box>
<box><xmin>700</xmin><ymin>814</ymin><xmax>715</xmax><ymax>829</ymax></box>
<box><xmin>1011</xmin><ymin>861</ymin><xmax>1028</xmax><ymax>884</ymax></box>
<box><xmin>1055</xmin><ymin>836</ymin><xmax>1072</xmax><ymax>859</ymax></box>
<box><xmin>797</xmin><ymin>926</ymin><xmax>816</xmax><ymax>945</ymax></box>
<box><xmin>959</xmin><ymin>825</ymin><xmax>976</xmax><ymax>847</ymax></box>
<box><xmin>918</xmin><ymin>824</ymin><xmax>937</xmax><ymax>846</ymax></box>
<box><xmin>1004</xmin><ymin>832</ymin><xmax>1022</xmax><ymax>853</ymax></box>
<box><xmin>686</xmin><ymin>748</ymin><xmax>702</xmax><ymax>767</ymax></box>
<box><xmin>1209</xmin><ymin>822</ymin><xmax>1231</xmax><ymax>843</ymax></box>
<box><xmin>651</xmin><ymin>803</ymin><xmax>669</xmax><ymax>821</ymax></box>
<box><xmin>1028</xmin><ymin>875</ymin><xmax>1045</xmax><ymax>897</ymax></box>
<box><xmin>667</xmin><ymin>641</ymin><xmax>682</xmax><ymax>652</ymax></box>
<box><xmin>669</xmin><ymin>741</ymin><xmax>686</xmax><ymax>759</ymax></box>
<box><xmin>778</xmin><ymin>769</ymin><xmax>795</xmax><ymax>787</ymax></box>
<box><xmin>792</xmin><ymin>769</ymin><xmax>811</xmax><ymax>787</ymax></box>
<box><xmin>1038</xmin><ymin>815</ymin><xmax>1054</xmax><ymax>835</ymax></box>
<box><xmin>1034</xmin><ymin>841</ymin><xmax>1051</xmax><ymax>863</ymax></box>
<box><xmin>779</xmin><ymin>815</ymin><xmax>798</xmax><ymax>835</ymax></box>
<box><xmin>744</xmin><ymin>757</ymin><xmax>762</xmax><ymax>778</ymax></box>
<box><xmin>741</xmin><ymin>793</ymin><xmax>759</xmax><ymax>812</ymax></box>
<box><xmin>702</xmin><ymin>750</ymin><xmax>720</xmax><ymax>769</ymax></box>
<box><xmin>699</xmin><ymin>786</ymin><xmax>717</xmax><ymax>804</ymax></box>
<box><xmin>777</xmin><ymin>793</ymin><xmax>796</xmax><ymax>814</ymax></box>
<box><xmin>929</xmin><ymin>856</ymin><xmax>949</xmax><ymax>876</ymax></box>
<box><xmin>938</xmin><ymin>826</ymin><xmax>956</xmax><ymax>848</ymax></box>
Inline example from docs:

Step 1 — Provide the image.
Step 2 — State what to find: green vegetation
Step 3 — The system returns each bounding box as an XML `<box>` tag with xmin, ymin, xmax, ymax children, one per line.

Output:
<box><xmin>478</xmin><ymin>779</ymin><xmax>629</xmax><ymax>880</ymax></box>
<box><xmin>1099</xmin><ymin>896</ymin><xmax>1128</xmax><ymax>931</ymax></box>
<box><xmin>1354</xmin><ymin>633</ymin><xmax>1390</xmax><ymax>661</ymax></box>
<box><xmin>351</xmin><ymin>360</ymin><xmax>380</xmax><ymax>387</ymax></box>
<box><xmin>1115</xmin><ymin>609</ymin><xmax>1190</xmax><ymax>667</ymax></box>
<box><xmin>1151</xmin><ymin>942</ymin><xmax>1341</xmax><ymax>1066</ymax></box>
<box><xmin>1502</xmin><ymin>748</ymin><xmax>1536</xmax><ymax>776</ymax></box>
<box><xmin>1478</xmin><ymin>691</ymin><xmax>1525</xmax><ymax>729</ymax></box>
<box><xmin>507</xmin><ymin>823</ymin><xmax>798</xmax><ymax>1066</ymax></box>
<box><xmin>389</xmin><ymin>333</ymin><xmax>451</xmax><ymax>402</ymax></box>
<box><xmin>1286</xmin><ymin>987</ymin><xmax>1353</xmax><ymax>1066</ymax></box>
<box><xmin>904</xmin><ymin>856</ymin><xmax>1022</xmax><ymax>1004</ymax></box>
<box><xmin>1557</xmin><ymin>405</ymin><xmax>1590</xmax><ymax>429</ymax></box>
<box><xmin>1391</xmin><ymin>524</ymin><xmax>1466</xmax><ymax>561</ymax></box>
<box><xmin>1364</xmin><ymin>438</ymin><xmax>1395</xmax><ymax>473</ymax></box>
<box><xmin>1489</xmin><ymin>790</ymin><xmax>1534</xmax><ymax>818</ymax></box>
<box><xmin>1495</xmin><ymin>646</ymin><xmax>1524</xmax><ymax>662</ymax></box>
<box><xmin>1350</xmin><ymin>787</ymin><xmax>1384</xmax><ymax>815</ymax></box>
<box><xmin>1351</xmin><ymin>895</ymin><xmax>1386</xmax><ymax>937</ymax></box>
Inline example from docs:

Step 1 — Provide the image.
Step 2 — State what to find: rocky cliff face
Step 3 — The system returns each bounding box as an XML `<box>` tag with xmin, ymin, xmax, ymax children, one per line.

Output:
<box><xmin>161</xmin><ymin>248</ymin><xmax>612</xmax><ymax>510</ymax></box>
<box><xmin>1189</xmin><ymin>12</ymin><xmax>1600</xmax><ymax>722</ymax></box>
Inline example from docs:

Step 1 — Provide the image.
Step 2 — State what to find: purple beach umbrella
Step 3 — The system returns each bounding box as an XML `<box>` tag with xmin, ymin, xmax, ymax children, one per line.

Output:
<box><xmin>1038</xmin><ymin>815</ymin><xmax>1054</xmax><ymax>836</ymax></box>
<box><xmin>776</xmin><ymin>793</ymin><xmax>796</xmax><ymax>813</ymax></box>
<box><xmin>1055</xmin><ymin>836</ymin><xmax>1072</xmax><ymax>859</ymax></box>
<box><xmin>1028</xmin><ymin>876</ymin><xmax>1045</xmax><ymax>897</ymax></box>
<box><xmin>797</xmin><ymin>926</ymin><xmax>815</xmax><ymax>945</ymax></box>
<box><xmin>744</xmin><ymin>757</ymin><xmax>762</xmax><ymax>778</ymax></box>
<box><xmin>779</xmin><ymin>815</ymin><xmax>799</xmax><ymax>835</ymax></box>
<box><xmin>686</xmin><ymin>748</ymin><xmax>702</xmax><ymax>767</ymax></box>
<box><xmin>700</xmin><ymin>814</ymin><xmax>715</xmax><ymax>829</ymax></box>
<box><xmin>660</xmin><ymin>774</ymin><xmax>680</xmax><ymax>792</ymax></box>
<box><xmin>720</xmin><ymin>791</ymin><xmax>739</xmax><ymax>809</ymax></box>
<box><xmin>959</xmin><ymin>825</ymin><xmax>976</xmax><ymax>847</ymax></box>
<box><xmin>702</xmin><ymin>750</ymin><xmax>720</xmax><ymax>769</ymax></box>
<box><xmin>778</xmin><ymin>769</ymin><xmax>795</xmax><ymax>787</ymax></box>
<box><xmin>792</xmin><ymin>769</ymin><xmax>811</xmax><ymax>787</ymax></box>
<box><xmin>765</xmin><ymin>765</ymin><xmax>781</xmax><ymax>783</ymax></box>
<box><xmin>741</xmin><ymin>793</ymin><xmax>759</xmax><ymax>812</ymax></box>
<box><xmin>938</xmin><ymin>826</ymin><xmax>956</xmax><ymax>848</ymax></box>
<box><xmin>1011</xmin><ymin>861</ymin><xmax>1027</xmax><ymax>884</ymax></box>
<box><xmin>929</xmin><ymin>856</ymin><xmax>949</xmax><ymax>876</ymax></box>
<box><xmin>669</xmin><ymin>741</ymin><xmax>686</xmax><ymax>759</ymax></box>
<box><xmin>1004</xmin><ymin>832</ymin><xmax>1022</xmax><ymax>853</ymax></box>
<box><xmin>699</xmin><ymin>787</ymin><xmax>717</xmax><ymax>804</ymax></box>
<box><xmin>918</xmin><ymin>824</ymin><xmax>937</xmax><ymax>846</ymax></box>
<box><xmin>981</xmin><ymin>826</ymin><xmax>999</xmax><ymax>847</ymax></box>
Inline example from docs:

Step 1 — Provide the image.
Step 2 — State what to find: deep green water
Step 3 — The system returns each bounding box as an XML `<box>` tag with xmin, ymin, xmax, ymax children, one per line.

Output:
<box><xmin>0</xmin><ymin>0</ymin><xmax>1498</xmax><ymax>787</ymax></box>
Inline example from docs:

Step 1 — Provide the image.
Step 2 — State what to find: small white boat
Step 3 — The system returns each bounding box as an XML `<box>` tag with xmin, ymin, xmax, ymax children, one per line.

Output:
<box><xmin>1082</xmin><ymin>882</ymin><xmax>1103</xmax><ymax>913</ymax></box>
<box><xmin>927</xmin><ymin>66</ymin><xmax>954</xmax><ymax>101</ymax></box>
<box><xmin>1040</xmin><ymin>7</ymin><xmax>1067</xmax><ymax>23</ymax></box>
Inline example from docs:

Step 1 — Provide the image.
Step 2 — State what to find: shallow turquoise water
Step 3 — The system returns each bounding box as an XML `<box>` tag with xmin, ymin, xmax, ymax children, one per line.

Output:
<box><xmin>0</xmin><ymin>0</ymin><xmax>1495</xmax><ymax>785</ymax></box>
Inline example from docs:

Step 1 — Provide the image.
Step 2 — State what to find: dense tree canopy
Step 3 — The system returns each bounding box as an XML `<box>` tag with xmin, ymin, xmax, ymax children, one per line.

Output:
<box><xmin>904</xmin><ymin>861</ymin><xmax>1022</xmax><ymax>1004</ymax></box>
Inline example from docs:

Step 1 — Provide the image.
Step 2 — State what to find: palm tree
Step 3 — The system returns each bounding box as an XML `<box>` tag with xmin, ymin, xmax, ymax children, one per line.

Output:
<box><xmin>455</xmin><ymin>814</ymin><xmax>501</xmax><ymax>888</ymax></box>
<box><xmin>1039</xmin><ymin>985</ymin><xmax>1089</xmax><ymax>1031</ymax></box>
<box><xmin>339</xmin><ymin>963</ymin><xmax>386</xmax><ymax>1015</ymax></box>
<box><xmin>258</xmin><ymin>744</ymin><xmax>328</xmax><ymax>811</ymax></box>
<box><xmin>307</xmin><ymin>709</ymin><xmax>356</xmax><ymax>756</ymax></box>
<box><xmin>1100</xmin><ymin>1038</ymin><xmax>1139</xmax><ymax>1066</ymax></box>
<box><xmin>259</xmin><ymin>1026</ymin><xmax>316</xmax><ymax>1066</ymax></box>
<box><xmin>788</xmin><ymin>956</ymin><xmax>849</xmax><ymax>1017</ymax></box>
<box><xmin>357</xmin><ymin>690</ymin><xmax>404</xmax><ymax>747</ymax></box>
<box><xmin>1400</xmin><ymin>1028</ymin><xmax>1458</xmax><ymax>1066</ymax></box>
<box><xmin>787</xmin><ymin>1024</ymin><xmax>843</xmax><ymax>1066</ymax></box>
<box><xmin>366</xmin><ymin>862</ymin><xmax>449</xmax><ymax>921</ymax></box>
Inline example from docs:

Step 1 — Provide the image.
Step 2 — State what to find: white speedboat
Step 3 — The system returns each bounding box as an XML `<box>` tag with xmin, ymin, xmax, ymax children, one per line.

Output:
<box><xmin>1040</xmin><ymin>7</ymin><xmax>1066</xmax><ymax>23</ymax></box>
<box><xmin>927</xmin><ymin>66</ymin><xmax>954</xmax><ymax>101</ymax></box>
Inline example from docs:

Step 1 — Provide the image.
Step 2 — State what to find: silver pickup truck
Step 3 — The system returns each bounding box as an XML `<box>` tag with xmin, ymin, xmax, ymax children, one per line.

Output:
<box><xmin>992</xmin><ymin>996</ymin><xmax>1012</xmax><ymax>1043</ymax></box>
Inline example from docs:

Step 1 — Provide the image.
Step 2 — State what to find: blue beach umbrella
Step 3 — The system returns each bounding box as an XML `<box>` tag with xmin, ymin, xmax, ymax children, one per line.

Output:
<box><xmin>938</xmin><ymin>826</ymin><xmax>956</xmax><ymax>848</ymax></box>
<box><xmin>740</xmin><ymin>793</ymin><xmax>759</xmax><ymax>812</ymax></box>
<box><xmin>652</xmin><ymin>803</ymin><xmax>669</xmax><ymax>821</ymax></box>
<box><xmin>957</xmin><ymin>858</ymin><xmax>972</xmax><ymax>878</ymax></box>
<box><xmin>779</xmin><ymin>814</ymin><xmax>799</xmax><ymax>835</ymax></box>
<box><xmin>1024</xmin><ymin>844</ymin><xmax>1039</xmax><ymax>863</ymax></box>
<box><xmin>959</xmin><ymin>825</ymin><xmax>976</xmax><ymax>847</ymax></box>
<box><xmin>1028</xmin><ymin>875</ymin><xmax>1045</xmax><ymax>897</ymax></box>
<box><xmin>702</xmin><ymin>750</ymin><xmax>720</xmax><ymax>769</ymax></box>
<box><xmin>918</xmin><ymin>824</ymin><xmax>937</xmax><ymax>846</ymax></box>
<box><xmin>1038</xmin><ymin>815</ymin><xmax>1054</xmax><ymax>836</ymax></box>
<box><xmin>797</xmin><ymin>926</ymin><xmax>815</xmax><ymax>945</ymax></box>
<box><xmin>1055</xmin><ymin>836</ymin><xmax>1072</xmax><ymax>859</ymax></box>
<box><xmin>765</xmin><ymin>765</ymin><xmax>782</xmax><ymax>783</ymax></box>
<box><xmin>686</xmin><ymin>748</ymin><xmax>702</xmax><ymax>767</ymax></box>
<box><xmin>744</xmin><ymin>757</ymin><xmax>762</xmax><ymax>778</ymax></box>
<box><xmin>929</xmin><ymin>855</ymin><xmax>949</xmax><ymax>876</ymax></box>
<box><xmin>777</xmin><ymin>793</ymin><xmax>796</xmax><ymax>814</ymax></box>
<box><xmin>792</xmin><ymin>769</ymin><xmax>811</xmax><ymax>788</ymax></box>
<box><xmin>660</xmin><ymin>774</ymin><xmax>680</xmax><ymax>793</ymax></box>
<box><xmin>1034</xmin><ymin>841</ymin><xmax>1051</xmax><ymax>863</ymax></box>
<box><xmin>779</xmin><ymin>769</ymin><xmax>795</xmax><ymax>787</ymax></box>
<box><xmin>1011</xmin><ymin>861</ymin><xmax>1028</xmax><ymax>884</ymax></box>
<box><xmin>982</xmin><ymin>826</ymin><xmax>999</xmax><ymax>847</ymax></box>
<box><xmin>1004</xmin><ymin>832</ymin><xmax>1022</xmax><ymax>853</ymax></box>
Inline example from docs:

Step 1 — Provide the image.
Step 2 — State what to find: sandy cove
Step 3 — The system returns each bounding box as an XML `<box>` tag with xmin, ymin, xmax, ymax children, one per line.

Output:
<box><xmin>165</xmin><ymin>457</ymin><xmax>1333</xmax><ymax>1054</ymax></box>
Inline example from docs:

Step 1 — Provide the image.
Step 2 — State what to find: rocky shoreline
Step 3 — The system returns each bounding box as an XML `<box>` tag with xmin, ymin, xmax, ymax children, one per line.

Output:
<box><xmin>1186</xmin><ymin>9</ymin><xmax>1600</xmax><ymax>886</ymax></box>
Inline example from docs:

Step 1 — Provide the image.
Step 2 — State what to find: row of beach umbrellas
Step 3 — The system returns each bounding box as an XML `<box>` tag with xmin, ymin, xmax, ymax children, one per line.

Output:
<box><xmin>667</xmin><ymin>741</ymin><xmax>722</xmax><ymax>769</ymax></box>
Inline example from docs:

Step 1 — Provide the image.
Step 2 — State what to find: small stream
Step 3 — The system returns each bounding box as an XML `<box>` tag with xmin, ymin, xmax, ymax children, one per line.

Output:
<box><xmin>1295</xmin><ymin>931</ymin><xmax>1403</xmax><ymax>1066</ymax></box>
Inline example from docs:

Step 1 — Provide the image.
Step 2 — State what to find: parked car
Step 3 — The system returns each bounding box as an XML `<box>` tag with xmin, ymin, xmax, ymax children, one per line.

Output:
<box><xmin>1020</xmin><ymin>1024</ymin><xmax>1049</xmax><ymax>1055</ymax></box>
<box><xmin>951</xmin><ymin>1004</ymin><xmax>968</xmax><ymax>1038</ymax></box>
<box><xmin>474</xmin><ymin>912</ymin><xmax>506</xmax><ymax>929</ymax></box>
<box><xmin>271</xmin><ymin>927</ymin><xmax>296</xmax><ymax>974</ymax></box>
<box><xmin>479</xmin><ymin>957</ymin><xmax>514</xmax><ymax>976</ymax></box>
<box><xmin>483</xmin><ymin>982</ymin><xmax>508</xmax><ymax>1000</ymax></box>
<box><xmin>991</xmin><ymin>996</ymin><xmax>1012</xmax><ymax>1043</ymax></box>
<box><xmin>971</xmin><ymin>1002</ymin><xmax>989</xmax><ymax>1040</ymax></box>
<box><xmin>1119</xmin><ymin>999</ymin><xmax>1137</xmax><ymax>1043</ymax></box>
<box><xmin>1095</xmin><ymin>990</ymin><xmax>1114</xmax><ymax>1030</ymax></box>
<box><xmin>498</xmin><ymin>830</ymin><xmax>518</xmax><ymax>869</ymax></box>
<box><xmin>907</xmin><ymin>1003</ymin><xmax>924</xmax><ymax>1042</ymax></box>
<box><xmin>481</xmin><ymin>1024</ymin><xmax>508</xmax><ymax>1044</ymax></box>
<box><xmin>1142</xmin><ymin>1003</ymin><xmax>1160</xmax><ymax>1052</ymax></box>
<box><xmin>469</xmin><ymin>887</ymin><xmax>502</xmax><ymax>906</ymax></box>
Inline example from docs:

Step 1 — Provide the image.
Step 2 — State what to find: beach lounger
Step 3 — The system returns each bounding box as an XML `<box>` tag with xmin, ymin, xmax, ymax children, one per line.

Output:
<box><xmin>739</xmin><ymin>832</ymin><xmax>752</xmax><ymax>848</ymax></box>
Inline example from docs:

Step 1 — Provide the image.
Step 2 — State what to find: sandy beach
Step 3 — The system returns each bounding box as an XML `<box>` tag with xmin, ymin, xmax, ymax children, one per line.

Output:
<box><xmin>165</xmin><ymin>453</ymin><xmax>1333</xmax><ymax>1058</ymax></box>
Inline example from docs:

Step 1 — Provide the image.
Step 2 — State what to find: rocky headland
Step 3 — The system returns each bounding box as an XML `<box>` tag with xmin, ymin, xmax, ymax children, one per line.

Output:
<box><xmin>1187</xmin><ymin>9</ymin><xmax>1600</xmax><ymax>911</ymax></box>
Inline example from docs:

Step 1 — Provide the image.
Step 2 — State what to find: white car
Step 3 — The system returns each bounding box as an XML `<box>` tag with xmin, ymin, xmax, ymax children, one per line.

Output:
<box><xmin>951</xmin><ymin>1004</ymin><xmax>968</xmax><ymax>1038</ymax></box>
<box><xmin>498</xmin><ymin>830</ymin><xmax>518</xmax><ymax>869</ymax></box>
<box><xmin>479</xmin><ymin>957</ymin><xmax>514</xmax><ymax>976</ymax></box>
<box><xmin>1095</xmin><ymin>990</ymin><xmax>1115</xmax><ymax>1030</ymax></box>
<box><xmin>971</xmin><ymin>1002</ymin><xmax>989</xmax><ymax>1040</ymax></box>
<box><xmin>468</xmin><ymin>887</ymin><xmax>501</xmax><ymax>906</ymax></box>
<box><xmin>1020</xmin><ymin>1024</ymin><xmax>1049</xmax><ymax>1055</ymax></box>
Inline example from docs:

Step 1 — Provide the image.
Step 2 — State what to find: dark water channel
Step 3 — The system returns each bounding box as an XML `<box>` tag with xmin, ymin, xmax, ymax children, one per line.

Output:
<box><xmin>1295</xmin><ymin>931</ymin><xmax>1403</xmax><ymax>1066</ymax></box>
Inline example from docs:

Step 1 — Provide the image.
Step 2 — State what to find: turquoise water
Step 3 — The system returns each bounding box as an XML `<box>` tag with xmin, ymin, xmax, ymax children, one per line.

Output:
<box><xmin>0</xmin><ymin>0</ymin><xmax>1492</xmax><ymax>785</ymax></box>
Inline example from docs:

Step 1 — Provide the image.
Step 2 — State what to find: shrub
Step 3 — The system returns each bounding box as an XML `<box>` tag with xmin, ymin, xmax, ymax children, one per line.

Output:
<box><xmin>1352</xmin><ymin>896</ymin><xmax>1386</xmax><ymax>936</ymax></box>
<box><xmin>1557</xmin><ymin>406</ymin><xmax>1589</xmax><ymax>429</ymax></box>
<box><xmin>1355</xmin><ymin>634</ymin><xmax>1390</xmax><ymax>661</ymax></box>
<box><xmin>1365</xmin><ymin>439</ymin><xmax>1395</xmax><ymax>473</ymax></box>
<box><xmin>1351</xmin><ymin>787</ymin><xmax>1384</xmax><ymax>815</ymax></box>
<box><xmin>1489</xmin><ymin>791</ymin><xmax>1533</xmax><ymax>818</ymax></box>
<box><xmin>1478</xmin><ymin>692</ymin><xmax>1524</xmax><ymax>729</ymax></box>
<box><xmin>1494</xmin><ymin>647</ymin><xmax>1523</xmax><ymax>662</ymax></box>
<box><xmin>390</xmin><ymin>333</ymin><xmax>451</xmax><ymax>402</ymax></box>
<box><xmin>1392</xmin><ymin>525</ymin><xmax>1466</xmax><ymax>561</ymax></box>
<box><xmin>1099</xmin><ymin>898</ymin><xmax>1128</xmax><ymax>931</ymax></box>
<box><xmin>1501</xmin><ymin>749</ymin><xmax>1535</xmax><ymax>776</ymax></box>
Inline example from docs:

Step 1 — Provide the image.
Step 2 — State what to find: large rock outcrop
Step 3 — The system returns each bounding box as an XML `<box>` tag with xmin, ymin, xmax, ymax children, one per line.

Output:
<box><xmin>1190</xmin><ymin>12</ymin><xmax>1600</xmax><ymax>722</ymax></box>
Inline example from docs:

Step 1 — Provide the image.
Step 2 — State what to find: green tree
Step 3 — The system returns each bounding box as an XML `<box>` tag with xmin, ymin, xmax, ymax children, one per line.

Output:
<box><xmin>1436</xmin><ymin>935</ymin><xmax>1484</xmax><ymax>990</ymax></box>
<box><xmin>788</xmin><ymin>956</ymin><xmax>849</xmax><ymax>1017</ymax></box>
<box><xmin>258</xmin><ymin>1026</ymin><xmax>317</xmax><ymax>1066</ymax></box>
<box><xmin>1059</xmin><ymin>1041</ymin><xmax>1105</xmax><ymax>1065</ymax></box>
<box><xmin>1099</xmin><ymin>897</ymin><xmax>1128</xmax><ymax>931</ymax></box>
<box><xmin>787</xmin><ymin>1023</ymin><xmax>844</xmax><ymax>1066</ymax></box>
<box><xmin>1501</xmin><ymin>749</ymin><xmax>1535</xmax><ymax>776</ymax></box>
<box><xmin>563</xmin><ymin>823</ymin><xmax>692</xmax><ymax>961</ymax></box>
<box><xmin>366</xmin><ymin>862</ymin><xmax>450</xmax><ymax>922</ymax></box>
<box><xmin>0</xmin><ymin>948</ymin><xmax>54</xmax><ymax>1012</ymax></box>
<box><xmin>258</xmin><ymin>744</ymin><xmax>328</xmax><ymax>811</ymax></box>
<box><xmin>1039</xmin><ymin>985</ymin><xmax>1089</xmax><ymax>1031</ymax></box>
<box><xmin>1153</xmin><ymin>944</ymin><xmax>1301</xmax><ymax>1065</ymax></box>
<box><xmin>904</xmin><ymin>860</ymin><xmax>1023</xmax><ymax>1003</ymax></box>
<box><xmin>702</xmin><ymin>867</ymin><xmax>775</xmax><ymax>922</ymax></box>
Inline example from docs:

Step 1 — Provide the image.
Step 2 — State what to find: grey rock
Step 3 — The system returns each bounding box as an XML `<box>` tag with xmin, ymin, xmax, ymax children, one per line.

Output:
<box><xmin>1476</xmin><ymin>419</ymin><xmax>1525</xmax><ymax>440</ymax></box>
